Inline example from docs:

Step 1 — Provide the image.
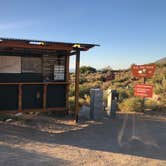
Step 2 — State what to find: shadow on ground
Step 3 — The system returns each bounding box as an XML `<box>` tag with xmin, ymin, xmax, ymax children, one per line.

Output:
<box><xmin>0</xmin><ymin>144</ymin><xmax>70</xmax><ymax>166</ymax></box>
<box><xmin>0</xmin><ymin>114</ymin><xmax>166</xmax><ymax>161</ymax></box>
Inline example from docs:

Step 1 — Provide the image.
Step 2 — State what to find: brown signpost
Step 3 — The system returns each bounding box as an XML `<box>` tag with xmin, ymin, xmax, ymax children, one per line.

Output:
<box><xmin>134</xmin><ymin>84</ymin><xmax>153</xmax><ymax>98</ymax></box>
<box><xmin>132</xmin><ymin>64</ymin><xmax>156</xmax><ymax>112</ymax></box>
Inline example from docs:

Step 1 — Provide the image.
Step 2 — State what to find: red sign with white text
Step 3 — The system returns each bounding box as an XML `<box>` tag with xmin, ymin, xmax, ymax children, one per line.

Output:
<box><xmin>131</xmin><ymin>64</ymin><xmax>156</xmax><ymax>78</ymax></box>
<box><xmin>134</xmin><ymin>84</ymin><xmax>153</xmax><ymax>98</ymax></box>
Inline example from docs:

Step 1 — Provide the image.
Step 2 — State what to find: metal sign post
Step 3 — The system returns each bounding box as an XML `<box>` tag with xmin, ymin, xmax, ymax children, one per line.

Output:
<box><xmin>142</xmin><ymin>77</ymin><xmax>146</xmax><ymax>112</ymax></box>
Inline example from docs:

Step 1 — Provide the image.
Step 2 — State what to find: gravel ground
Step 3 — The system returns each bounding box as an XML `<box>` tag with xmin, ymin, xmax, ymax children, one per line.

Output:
<box><xmin>0</xmin><ymin>113</ymin><xmax>166</xmax><ymax>166</ymax></box>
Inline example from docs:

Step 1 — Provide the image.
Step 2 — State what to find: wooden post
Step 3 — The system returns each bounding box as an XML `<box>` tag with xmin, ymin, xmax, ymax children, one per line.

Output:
<box><xmin>142</xmin><ymin>77</ymin><xmax>146</xmax><ymax>112</ymax></box>
<box><xmin>43</xmin><ymin>84</ymin><xmax>47</xmax><ymax>112</ymax></box>
<box><xmin>75</xmin><ymin>49</ymin><xmax>80</xmax><ymax>122</ymax></box>
<box><xmin>18</xmin><ymin>84</ymin><xmax>22</xmax><ymax>112</ymax></box>
<box><xmin>66</xmin><ymin>54</ymin><xmax>70</xmax><ymax>115</ymax></box>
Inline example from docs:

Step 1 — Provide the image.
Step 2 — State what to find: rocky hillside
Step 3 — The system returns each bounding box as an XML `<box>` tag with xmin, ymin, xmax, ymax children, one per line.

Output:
<box><xmin>155</xmin><ymin>57</ymin><xmax>166</xmax><ymax>64</ymax></box>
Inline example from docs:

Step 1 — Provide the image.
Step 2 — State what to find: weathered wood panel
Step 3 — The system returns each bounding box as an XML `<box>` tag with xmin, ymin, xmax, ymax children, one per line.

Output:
<box><xmin>0</xmin><ymin>56</ymin><xmax>21</xmax><ymax>73</ymax></box>
<box><xmin>22</xmin><ymin>57</ymin><xmax>42</xmax><ymax>73</ymax></box>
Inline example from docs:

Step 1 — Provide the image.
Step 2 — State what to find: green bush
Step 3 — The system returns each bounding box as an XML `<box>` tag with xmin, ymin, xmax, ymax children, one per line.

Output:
<box><xmin>80</xmin><ymin>66</ymin><xmax>96</xmax><ymax>74</ymax></box>
<box><xmin>126</xmin><ymin>88</ymin><xmax>134</xmax><ymax>97</ymax></box>
<box><xmin>145</xmin><ymin>99</ymin><xmax>160</xmax><ymax>111</ymax></box>
<box><xmin>79</xmin><ymin>77</ymin><xmax>88</xmax><ymax>84</ymax></box>
<box><xmin>69</xmin><ymin>96</ymin><xmax>89</xmax><ymax>112</ymax></box>
<box><xmin>79</xmin><ymin>85</ymin><xmax>91</xmax><ymax>98</ymax></box>
<box><xmin>69</xmin><ymin>85</ymin><xmax>75</xmax><ymax>97</ymax></box>
<box><xmin>118</xmin><ymin>89</ymin><xmax>129</xmax><ymax>102</ymax></box>
<box><xmin>119</xmin><ymin>97</ymin><xmax>142</xmax><ymax>112</ymax></box>
<box><xmin>69</xmin><ymin>97</ymin><xmax>75</xmax><ymax>112</ymax></box>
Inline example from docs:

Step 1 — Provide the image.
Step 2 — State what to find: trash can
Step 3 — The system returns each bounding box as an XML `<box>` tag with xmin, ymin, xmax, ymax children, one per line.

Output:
<box><xmin>90</xmin><ymin>88</ymin><xmax>103</xmax><ymax>120</ymax></box>
<box><xmin>107</xmin><ymin>89</ymin><xmax>119</xmax><ymax>118</ymax></box>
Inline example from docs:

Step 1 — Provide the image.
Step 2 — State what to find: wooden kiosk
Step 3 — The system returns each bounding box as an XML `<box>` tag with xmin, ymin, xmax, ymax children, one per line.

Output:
<box><xmin>0</xmin><ymin>38</ymin><xmax>98</xmax><ymax>121</ymax></box>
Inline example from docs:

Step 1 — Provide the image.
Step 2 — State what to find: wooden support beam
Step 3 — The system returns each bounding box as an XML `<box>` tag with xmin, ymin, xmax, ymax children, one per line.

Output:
<box><xmin>74</xmin><ymin>49</ymin><xmax>80</xmax><ymax>122</ymax></box>
<box><xmin>66</xmin><ymin>54</ymin><xmax>70</xmax><ymax>115</ymax></box>
<box><xmin>18</xmin><ymin>84</ymin><xmax>22</xmax><ymax>112</ymax></box>
<box><xmin>0</xmin><ymin>82</ymin><xmax>69</xmax><ymax>85</ymax></box>
<box><xmin>0</xmin><ymin>107</ymin><xmax>67</xmax><ymax>114</ymax></box>
<box><xmin>43</xmin><ymin>84</ymin><xmax>47</xmax><ymax>112</ymax></box>
<box><xmin>0</xmin><ymin>41</ymin><xmax>73</xmax><ymax>51</ymax></box>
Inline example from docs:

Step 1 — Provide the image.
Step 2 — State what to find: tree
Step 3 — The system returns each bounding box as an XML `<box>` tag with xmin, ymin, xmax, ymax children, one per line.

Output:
<box><xmin>80</xmin><ymin>66</ymin><xmax>97</xmax><ymax>74</ymax></box>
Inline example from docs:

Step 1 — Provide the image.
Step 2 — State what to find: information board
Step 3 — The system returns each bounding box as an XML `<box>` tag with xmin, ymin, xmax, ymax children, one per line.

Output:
<box><xmin>134</xmin><ymin>84</ymin><xmax>153</xmax><ymax>98</ymax></box>
<box><xmin>131</xmin><ymin>64</ymin><xmax>156</xmax><ymax>78</ymax></box>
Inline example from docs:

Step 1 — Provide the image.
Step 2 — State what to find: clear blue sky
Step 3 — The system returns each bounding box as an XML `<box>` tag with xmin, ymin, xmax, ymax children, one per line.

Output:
<box><xmin>0</xmin><ymin>0</ymin><xmax>166</xmax><ymax>69</ymax></box>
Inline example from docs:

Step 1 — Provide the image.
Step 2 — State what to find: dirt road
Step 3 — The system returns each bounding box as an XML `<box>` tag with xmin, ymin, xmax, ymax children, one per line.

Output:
<box><xmin>0</xmin><ymin>113</ymin><xmax>166</xmax><ymax>166</ymax></box>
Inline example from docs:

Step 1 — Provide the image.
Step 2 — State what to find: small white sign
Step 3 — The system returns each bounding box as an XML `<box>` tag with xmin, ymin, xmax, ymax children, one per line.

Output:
<box><xmin>54</xmin><ymin>65</ymin><xmax>65</xmax><ymax>80</ymax></box>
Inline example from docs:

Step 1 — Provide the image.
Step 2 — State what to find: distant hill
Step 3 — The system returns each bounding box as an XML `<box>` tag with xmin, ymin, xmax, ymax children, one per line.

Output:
<box><xmin>155</xmin><ymin>57</ymin><xmax>166</xmax><ymax>64</ymax></box>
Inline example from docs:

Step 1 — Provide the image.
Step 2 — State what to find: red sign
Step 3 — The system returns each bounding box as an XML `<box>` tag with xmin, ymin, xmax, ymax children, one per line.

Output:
<box><xmin>134</xmin><ymin>84</ymin><xmax>153</xmax><ymax>98</ymax></box>
<box><xmin>131</xmin><ymin>64</ymin><xmax>156</xmax><ymax>78</ymax></box>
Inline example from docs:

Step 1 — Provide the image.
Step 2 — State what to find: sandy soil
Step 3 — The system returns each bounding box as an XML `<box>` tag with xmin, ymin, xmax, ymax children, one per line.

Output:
<box><xmin>0</xmin><ymin>113</ymin><xmax>166</xmax><ymax>166</ymax></box>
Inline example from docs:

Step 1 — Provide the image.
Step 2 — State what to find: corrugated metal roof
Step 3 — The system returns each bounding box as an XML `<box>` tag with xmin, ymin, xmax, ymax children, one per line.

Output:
<box><xmin>0</xmin><ymin>37</ymin><xmax>99</xmax><ymax>49</ymax></box>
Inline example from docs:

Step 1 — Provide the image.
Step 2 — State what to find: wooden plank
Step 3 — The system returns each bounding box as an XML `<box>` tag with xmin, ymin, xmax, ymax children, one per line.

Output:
<box><xmin>0</xmin><ymin>41</ymin><xmax>73</xmax><ymax>51</ymax></box>
<box><xmin>46</xmin><ymin>107</ymin><xmax>67</xmax><ymax>111</ymax></box>
<box><xmin>0</xmin><ymin>107</ymin><xmax>67</xmax><ymax>114</ymax></box>
<box><xmin>75</xmin><ymin>49</ymin><xmax>80</xmax><ymax>122</ymax></box>
<box><xmin>0</xmin><ymin>83</ymin><xmax>20</xmax><ymax>85</ymax></box>
<box><xmin>22</xmin><ymin>109</ymin><xmax>42</xmax><ymax>112</ymax></box>
<box><xmin>0</xmin><ymin>110</ymin><xmax>18</xmax><ymax>114</ymax></box>
<box><xmin>0</xmin><ymin>82</ymin><xmax>69</xmax><ymax>85</ymax></box>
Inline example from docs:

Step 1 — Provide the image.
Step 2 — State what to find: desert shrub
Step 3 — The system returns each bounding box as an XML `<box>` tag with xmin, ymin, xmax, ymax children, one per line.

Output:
<box><xmin>69</xmin><ymin>85</ymin><xmax>75</xmax><ymax>97</ymax></box>
<box><xmin>119</xmin><ymin>97</ymin><xmax>142</xmax><ymax>112</ymax></box>
<box><xmin>118</xmin><ymin>89</ymin><xmax>129</xmax><ymax>102</ymax></box>
<box><xmin>79</xmin><ymin>77</ymin><xmax>88</xmax><ymax>84</ymax></box>
<box><xmin>69</xmin><ymin>96</ymin><xmax>75</xmax><ymax>112</ymax></box>
<box><xmin>79</xmin><ymin>98</ymin><xmax>86</xmax><ymax>106</ymax></box>
<box><xmin>145</xmin><ymin>99</ymin><xmax>160</xmax><ymax>111</ymax></box>
<box><xmin>152</xmin><ymin>67</ymin><xmax>166</xmax><ymax>95</ymax></box>
<box><xmin>97</xmin><ymin>75</ymin><xmax>105</xmax><ymax>82</ymax></box>
<box><xmin>102</xmin><ymin>81</ymin><xmax>112</xmax><ymax>90</ymax></box>
<box><xmin>69</xmin><ymin>96</ymin><xmax>88</xmax><ymax>112</ymax></box>
<box><xmin>80</xmin><ymin>66</ymin><xmax>96</xmax><ymax>74</ymax></box>
<box><xmin>126</xmin><ymin>88</ymin><xmax>134</xmax><ymax>97</ymax></box>
<box><xmin>101</xmin><ymin>66</ymin><xmax>112</xmax><ymax>74</ymax></box>
<box><xmin>155</xmin><ymin>84</ymin><xmax>162</xmax><ymax>94</ymax></box>
<box><xmin>79</xmin><ymin>81</ymin><xmax>101</xmax><ymax>98</ymax></box>
<box><xmin>84</xmin><ymin>95</ymin><xmax>91</xmax><ymax>105</ymax></box>
<box><xmin>79</xmin><ymin>85</ymin><xmax>91</xmax><ymax>98</ymax></box>
<box><xmin>116</xmin><ymin>77</ymin><xmax>130</xmax><ymax>83</ymax></box>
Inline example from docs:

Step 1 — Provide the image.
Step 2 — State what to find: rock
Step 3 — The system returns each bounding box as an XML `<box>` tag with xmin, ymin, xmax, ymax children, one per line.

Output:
<box><xmin>5</xmin><ymin>118</ymin><xmax>12</xmax><ymax>122</ymax></box>
<box><xmin>15</xmin><ymin>112</ymin><xmax>23</xmax><ymax>117</ymax></box>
